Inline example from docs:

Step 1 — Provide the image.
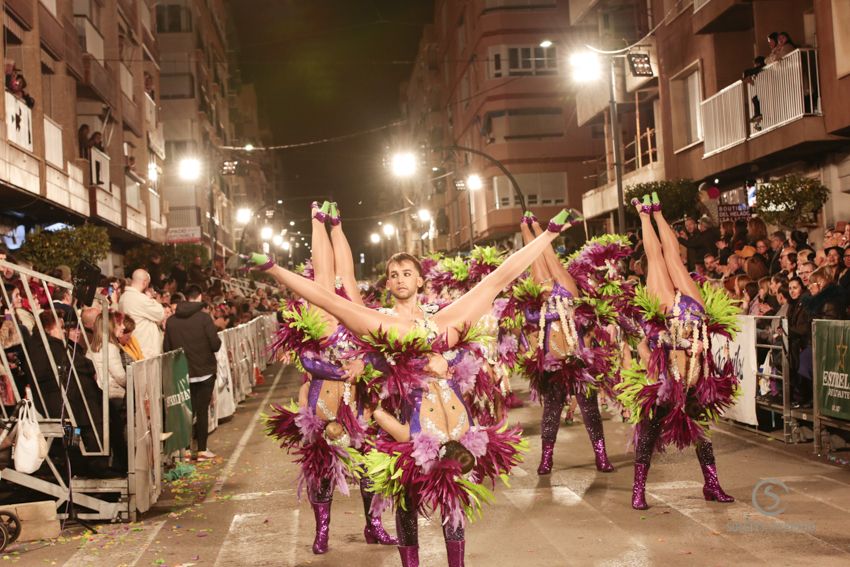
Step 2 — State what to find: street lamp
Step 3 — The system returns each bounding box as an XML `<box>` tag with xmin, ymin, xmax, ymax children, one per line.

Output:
<box><xmin>570</xmin><ymin>48</ymin><xmax>625</xmax><ymax>233</ymax></box>
<box><xmin>178</xmin><ymin>158</ymin><xmax>202</xmax><ymax>182</ymax></box>
<box><xmin>260</xmin><ymin>226</ymin><xmax>273</xmax><ymax>241</ymax></box>
<box><xmin>390</xmin><ymin>152</ymin><xmax>417</xmax><ymax>178</ymax></box>
<box><xmin>370</xmin><ymin>233</ymin><xmax>381</xmax><ymax>244</ymax></box>
<box><xmin>466</xmin><ymin>174</ymin><xmax>483</xmax><ymax>191</ymax></box>
<box><xmin>272</xmin><ymin>234</ymin><xmax>283</xmax><ymax>247</ymax></box>
<box><xmin>540</xmin><ymin>39</ymin><xmax>553</xmax><ymax>49</ymax></box>
<box><xmin>417</xmin><ymin>209</ymin><xmax>431</xmax><ymax>222</ymax></box>
<box><xmin>464</xmin><ymin>174</ymin><xmax>484</xmax><ymax>250</ymax></box>
<box><xmin>236</xmin><ymin>208</ymin><xmax>252</xmax><ymax>225</ymax></box>
<box><xmin>382</xmin><ymin>223</ymin><xmax>396</xmax><ymax>238</ymax></box>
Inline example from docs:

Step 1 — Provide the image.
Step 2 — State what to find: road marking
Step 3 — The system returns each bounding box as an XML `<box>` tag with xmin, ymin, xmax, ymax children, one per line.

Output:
<box><xmin>712</xmin><ymin>426</ymin><xmax>836</xmax><ymax>471</ymax></box>
<box><xmin>63</xmin><ymin>520</ymin><xmax>166</xmax><ymax>567</ymax></box>
<box><xmin>213</xmin><ymin>510</ymin><xmax>299</xmax><ymax>567</ymax></box>
<box><xmin>205</xmin><ymin>365</ymin><xmax>285</xmax><ymax>502</ymax></box>
<box><xmin>228</xmin><ymin>488</ymin><xmax>295</xmax><ymax>501</ymax></box>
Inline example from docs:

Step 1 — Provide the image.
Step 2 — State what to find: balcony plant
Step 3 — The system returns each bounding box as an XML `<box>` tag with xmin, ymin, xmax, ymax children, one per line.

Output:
<box><xmin>20</xmin><ymin>223</ymin><xmax>110</xmax><ymax>274</ymax></box>
<box><xmin>625</xmin><ymin>179</ymin><xmax>699</xmax><ymax>224</ymax></box>
<box><xmin>754</xmin><ymin>175</ymin><xmax>830</xmax><ymax>229</ymax></box>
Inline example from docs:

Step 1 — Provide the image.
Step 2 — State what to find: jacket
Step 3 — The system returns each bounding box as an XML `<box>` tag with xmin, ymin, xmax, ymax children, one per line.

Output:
<box><xmin>118</xmin><ymin>287</ymin><xmax>164</xmax><ymax>359</ymax></box>
<box><xmin>86</xmin><ymin>342</ymin><xmax>127</xmax><ymax>398</ymax></box>
<box><xmin>163</xmin><ymin>301</ymin><xmax>222</xmax><ymax>378</ymax></box>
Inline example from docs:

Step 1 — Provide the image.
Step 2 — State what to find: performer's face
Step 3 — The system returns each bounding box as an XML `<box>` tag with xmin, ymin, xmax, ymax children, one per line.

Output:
<box><xmin>386</xmin><ymin>260</ymin><xmax>423</xmax><ymax>300</ymax></box>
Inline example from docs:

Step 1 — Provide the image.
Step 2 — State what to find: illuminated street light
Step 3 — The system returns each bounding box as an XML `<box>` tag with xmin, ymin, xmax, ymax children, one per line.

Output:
<box><xmin>569</xmin><ymin>51</ymin><xmax>602</xmax><ymax>83</ymax></box>
<box><xmin>282</xmin><ymin>241</ymin><xmax>291</xmax><ymax>250</ymax></box>
<box><xmin>418</xmin><ymin>209</ymin><xmax>432</xmax><ymax>222</ymax></box>
<box><xmin>289</xmin><ymin>220</ymin><xmax>295</xmax><ymax>226</ymax></box>
<box><xmin>244</xmin><ymin>143</ymin><xmax>255</xmax><ymax>152</ymax></box>
<box><xmin>390</xmin><ymin>152</ymin><xmax>417</xmax><ymax>178</ymax></box>
<box><xmin>178</xmin><ymin>157</ymin><xmax>202</xmax><ymax>181</ymax></box>
<box><xmin>236</xmin><ymin>208</ymin><xmax>252</xmax><ymax>225</ymax></box>
<box><xmin>260</xmin><ymin>226</ymin><xmax>273</xmax><ymax>240</ymax></box>
<box><xmin>148</xmin><ymin>162</ymin><xmax>158</xmax><ymax>182</ymax></box>
<box><xmin>540</xmin><ymin>39</ymin><xmax>553</xmax><ymax>48</ymax></box>
<box><xmin>370</xmin><ymin>233</ymin><xmax>381</xmax><ymax>244</ymax></box>
<box><xmin>277</xmin><ymin>199</ymin><xmax>283</xmax><ymax>205</ymax></box>
<box><xmin>466</xmin><ymin>174</ymin><xmax>483</xmax><ymax>191</ymax></box>
<box><xmin>272</xmin><ymin>234</ymin><xmax>283</xmax><ymax>246</ymax></box>
<box><xmin>382</xmin><ymin>223</ymin><xmax>396</xmax><ymax>238</ymax></box>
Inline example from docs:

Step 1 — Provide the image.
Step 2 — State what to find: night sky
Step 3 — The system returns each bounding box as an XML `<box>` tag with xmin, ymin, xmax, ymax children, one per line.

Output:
<box><xmin>229</xmin><ymin>0</ymin><xmax>434</xmax><ymax>253</ymax></box>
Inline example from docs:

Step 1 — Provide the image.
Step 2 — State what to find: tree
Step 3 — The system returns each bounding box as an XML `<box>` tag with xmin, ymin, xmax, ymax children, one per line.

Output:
<box><xmin>20</xmin><ymin>223</ymin><xmax>110</xmax><ymax>273</ymax></box>
<box><xmin>124</xmin><ymin>243</ymin><xmax>209</xmax><ymax>274</ymax></box>
<box><xmin>624</xmin><ymin>179</ymin><xmax>700</xmax><ymax>226</ymax></box>
<box><xmin>755</xmin><ymin>175</ymin><xmax>829</xmax><ymax>230</ymax></box>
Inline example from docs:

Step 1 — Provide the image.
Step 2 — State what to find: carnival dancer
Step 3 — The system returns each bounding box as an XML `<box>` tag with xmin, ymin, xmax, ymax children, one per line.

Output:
<box><xmin>513</xmin><ymin>212</ymin><xmax>616</xmax><ymax>475</ymax></box>
<box><xmin>243</xmin><ymin>209</ymin><xmax>577</xmax><ymax>567</ymax></box>
<box><xmin>618</xmin><ymin>193</ymin><xmax>739</xmax><ymax>510</ymax></box>
<box><xmin>264</xmin><ymin>201</ymin><xmax>397</xmax><ymax>555</ymax></box>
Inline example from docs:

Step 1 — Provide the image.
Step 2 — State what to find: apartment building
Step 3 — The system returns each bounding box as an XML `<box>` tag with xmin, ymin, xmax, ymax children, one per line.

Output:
<box><xmin>0</xmin><ymin>0</ymin><xmax>165</xmax><ymax>275</ymax></box>
<box><xmin>402</xmin><ymin>0</ymin><xmax>600</xmax><ymax>252</ymax></box>
<box><xmin>579</xmin><ymin>0</ymin><xmax>850</xmax><ymax>235</ymax></box>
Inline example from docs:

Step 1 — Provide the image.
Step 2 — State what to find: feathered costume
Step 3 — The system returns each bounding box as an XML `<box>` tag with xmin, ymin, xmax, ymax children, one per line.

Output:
<box><xmin>616</xmin><ymin>283</ymin><xmax>740</xmax><ymax>509</ymax></box>
<box><xmin>264</xmin><ymin>300</ymin><xmax>398</xmax><ymax>553</ymax></box>
<box><xmin>356</xmin><ymin>318</ymin><xmax>527</xmax><ymax>566</ymax></box>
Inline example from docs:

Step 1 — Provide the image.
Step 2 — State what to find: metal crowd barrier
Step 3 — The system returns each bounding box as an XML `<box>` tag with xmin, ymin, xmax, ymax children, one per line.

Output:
<box><xmin>0</xmin><ymin>259</ymin><xmax>277</xmax><ymax>522</ymax></box>
<box><xmin>811</xmin><ymin>319</ymin><xmax>850</xmax><ymax>456</ymax></box>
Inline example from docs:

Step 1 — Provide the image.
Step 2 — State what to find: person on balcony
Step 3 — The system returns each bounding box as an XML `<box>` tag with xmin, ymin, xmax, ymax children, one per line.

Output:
<box><xmin>766</xmin><ymin>32</ymin><xmax>798</xmax><ymax>64</ymax></box>
<box><xmin>78</xmin><ymin>125</ymin><xmax>91</xmax><ymax>159</ymax></box>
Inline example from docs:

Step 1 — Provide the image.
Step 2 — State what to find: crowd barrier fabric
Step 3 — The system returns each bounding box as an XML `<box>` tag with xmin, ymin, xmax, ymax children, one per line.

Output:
<box><xmin>716</xmin><ymin>315</ymin><xmax>759</xmax><ymax>426</ymax></box>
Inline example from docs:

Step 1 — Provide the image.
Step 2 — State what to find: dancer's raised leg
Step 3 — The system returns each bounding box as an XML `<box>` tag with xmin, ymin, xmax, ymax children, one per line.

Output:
<box><xmin>634</xmin><ymin>197</ymin><xmax>676</xmax><ymax>311</ymax></box>
<box><xmin>651</xmin><ymin>195</ymin><xmax>703</xmax><ymax>305</ymax></box>
<box><xmin>311</xmin><ymin>202</ymin><xmax>335</xmax><ymax>293</ymax></box>
<box><xmin>329</xmin><ymin>203</ymin><xmax>365</xmax><ymax>305</ymax></box>
<box><xmin>521</xmin><ymin>213</ymin><xmax>549</xmax><ymax>283</ymax></box>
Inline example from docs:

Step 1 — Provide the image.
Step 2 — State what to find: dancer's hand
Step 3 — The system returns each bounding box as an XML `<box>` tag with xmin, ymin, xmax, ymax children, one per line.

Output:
<box><xmin>341</xmin><ymin>358</ymin><xmax>365</xmax><ymax>383</ymax></box>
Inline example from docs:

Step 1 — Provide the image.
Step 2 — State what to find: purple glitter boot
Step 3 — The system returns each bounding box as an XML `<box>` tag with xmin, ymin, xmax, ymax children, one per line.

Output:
<box><xmin>364</xmin><ymin>516</ymin><xmax>398</xmax><ymax>545</ymax></box>
<box><xmin>537</xmin><ymin>441</ymin><xmax>554</xmax><ymax>475</ymax></box>
<box><xmin>398</xmin><ymin>546</ymin><xmax>420</xmax><ymax>567</ymax></box>
<box><xmin>632</xmin><ymin>463</ymin><xmax>650</xmax><ymax>510</ymax></box>
<box><xmin>592</xmin><ymin>439</ymin><xmax>615</xmax><ymax>473</ymax></box>
<box><xmin>310</xmin><ymin>500</ymin><xmax>331</xmax><ymax>554</ymax></box>
<box><xmin>446</xmin><ymin>541</ymin><xmax>465</xmax><ymax>567</ymax></box>
<box><xmin>701</xmin><ymin>464</ymin><xmax>735</xmax><ymax>503</ymax></box>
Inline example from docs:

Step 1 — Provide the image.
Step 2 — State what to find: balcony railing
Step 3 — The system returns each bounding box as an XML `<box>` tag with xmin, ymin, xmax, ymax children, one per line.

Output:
<box><xmin>43</xmin><ymin>116</ymin><xmax>63</xmax><ymax>168</ymax></box>
<box><xmin>5</xmin><ymin>92</ymin><xmax>33</xmax><ymax>152</ymax></box>
<box><xmin>694</xmin><ymin>0</ymin><xmax>710</xmax><ymax>10</ymax></box>
<box><xmin>167</xmin><ymin>206</ymin><xmax>201</xmax><ymax>228</ymax></box>
<box><xmin>749</xmin><ymin>48</ymin><xmax>820</xmax><ymax>136</ymax></box>
<box><xmin>147</xmin><ymin>122</ymin><xmax>165</xmax><ymax>159</ymax></box>
<box><xmin>89</xmin><ymin>146</ymin><xmax>110</xmax><ymax>188</ymax></box>
<box><xmin>700</xmin><ymin>80</ymin><xmax>747</xmax><ymax>157</ymax></box>
<box><xmin>120</xmin><ymin>63</ymin><xmax>134</xmax><ymax>100</ymax></box>
<box><xmin>74</xmin><ymin>16</ymin><xmax>104</xmax><ymax>64</ymax></box>
<box><xmin>140</xmin><ymin>1</ymin><xmax>152</xmax><ymax>33</ymax></box>
<box><xmin>700</xmin><ymin>48</ymin><xmax>821</xmax><ymax>158</ymax></box>
<box><xmin>143</xmin><ymin>92</ymin><xmax>156</xmax><ymax>125</ymax></box>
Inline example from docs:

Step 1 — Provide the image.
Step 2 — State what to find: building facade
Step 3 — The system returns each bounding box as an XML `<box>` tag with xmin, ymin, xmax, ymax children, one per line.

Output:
<box><xmin>402</xmin><ymin>0</ymin><xmax>600</xmax><ymax>252</ymax></box>
<box><xmin>578</xmin><ymin>0</ymin><xmax>850</xmax><ymax>239</ymax></box>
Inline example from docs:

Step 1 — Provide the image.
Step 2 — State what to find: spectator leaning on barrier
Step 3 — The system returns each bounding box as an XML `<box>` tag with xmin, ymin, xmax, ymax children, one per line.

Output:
<box><xmin>118</xmin><ymin>315</ymin><xmax>144</xmax><ymax>363</ymax></box>
<box><xmin>163</xmin><ymin>284</ymin><xmax>222</xmax><ymax>461</ymax></box>
<box><xmin>118</xmin><ymin>269</ymin><xmax>165</xmax><ymax>360</ymax></box>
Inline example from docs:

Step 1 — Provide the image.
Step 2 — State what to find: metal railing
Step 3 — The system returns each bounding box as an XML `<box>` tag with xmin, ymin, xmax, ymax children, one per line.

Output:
<box><xmin>748</xmin><ymin>48</ymin><xmax>820</xmax><ymax>136</ymax></box>
<box><xmin>700</xmin><ymin>80</ymin><xmax>747</xmax><ymax>157</ymax></box>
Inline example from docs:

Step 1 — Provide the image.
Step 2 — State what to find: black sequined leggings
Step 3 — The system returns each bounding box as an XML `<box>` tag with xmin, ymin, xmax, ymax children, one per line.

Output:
<box><xmin>395</xmin><ymin>495</ymin><xmax>465</xmax><ymax>546</ymax></box>
<box><xmin>308</xmin><ymin>479</ymin><xmax>333</xmax><ymax>504</ymax></box>
<box><xmin>695</xmin><ymin>439</ymin><xmax>716</xmax><ymax>467</ymax></box>
<box><xmin>359</xmin><ymin>477</ymin><xmax>375</xmax><ymax>517</ymax></box>
<box><xmin>634</xmin><ymin>412</ymin><xmax>664</xmax><ymax>466</ymax></box>
<box><xmin>540</xmin><ymin>378</ymin><xmax>607</xmax><ymax>447</ymax></box>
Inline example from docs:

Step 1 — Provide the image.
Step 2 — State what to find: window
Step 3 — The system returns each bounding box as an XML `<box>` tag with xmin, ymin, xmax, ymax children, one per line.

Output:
<box><xmin>670</xmin><ymin>64</ymin><xmax>703</xmax><ymax>150</ymax></box>
<box><xmin>493</xmin><ymin>172</ymin><xmax>566</xmax><ymax>209</ymax></box>
<box><xmin>160</xmin><ymin>73</ymin><xmax>194</xmax><ymax>99</ymax></box>
<box><xmin>489</xmin><ymin>45</ymin><xmax>558</xmax><ymax>78</ymax></box>
<box><xmin>156</xmin><ymin>4</ymin><xmax>192</xmax><ymax>33</ymax></box>
<box><xmin>488</xmin><ymin>108</ymin><xmax>563</xmax><ymax>141</ymax></box>
<box><xmin>165</xmin><ymin>140</ymin><xmax>197</xmax><ymax>161</ymax></box>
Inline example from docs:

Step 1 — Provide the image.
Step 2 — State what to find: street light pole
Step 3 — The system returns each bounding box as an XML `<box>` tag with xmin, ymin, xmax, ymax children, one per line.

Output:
<box><xmin>608</xmin><ymin>57</ymin><xmax>626</xmax><ymax>234</ymax></box>
<box><xmin>440</xmin><ymin>145</ymin><xmax>527</xmax><ymax>211</ymax></box>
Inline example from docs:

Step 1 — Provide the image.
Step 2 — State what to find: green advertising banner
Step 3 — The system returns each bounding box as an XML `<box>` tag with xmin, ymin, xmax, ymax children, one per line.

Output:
<box><xmin>814</xmin><ymin>321</ymin><xmax>850</xmax><ymax>421</ymax></box>
<box><xmin>162</xmin><ymin>351</ymin><xmax>193</xmax><ymax>454</ymax></box>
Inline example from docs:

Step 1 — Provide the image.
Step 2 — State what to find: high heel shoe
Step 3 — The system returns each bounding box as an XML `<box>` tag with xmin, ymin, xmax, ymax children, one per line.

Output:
<box><xmin>701</xmin><ymin>464</ymin><xmax>735</xmax><ymax>503</ymax></box>
<box><xmin>632</xmin><ymin>462</ymin><xmax>650</xmax><ymax>510</ymax></box>
<box><xmin>592</xmin><ymin>438</ymin><xmax>615</xmax><ymax>473</ymax></box>
<box><xmin>537</xmin><ymin>442</ymin><xmax>554</xmax><ymax>475</ymax></box>
<box><xmin>363</xmin><ymin>516</ymin><xmax>398</xmax><ymax>545</ymax></box>
<box><xmin>328</xmin><ymin>202</ymin><xmax>341</xmax><ymax>226</ymax></box>
<box><xmin>547</xmin><ymin>209</ymin><xmax>570</xmax><ymax>232</ymax></box>
<box><xmin>313</xmin><ymin>201</ymin><xmax>332</xmax><ymax>223</ymax></box>
<box><xmin>631</xmin><ymin>197</ymin><xmax>652</xmax><ymax>215</ymax></box>
<box><xmin>650</xmin><ymin>191</ymin><xmax>662</xmax><ymax>212</ymax></box>
<box><xmin>522</xmin><ymin>211</ymin><xmax>537</xmax><ymax>226</ymax></box>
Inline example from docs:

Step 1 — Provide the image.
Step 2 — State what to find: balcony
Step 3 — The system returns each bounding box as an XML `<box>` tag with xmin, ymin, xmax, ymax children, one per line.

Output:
<box><xmin>43</xmin><ymin>116</ymin><xmax>63</xmax><ymax>169</ymax></box>
<box><xmin>6</xmin><ymin>0</ymin><xmax>34</xmax><ymax>29</ymax></box>
<box><xmin>143</xmin><ymin>93</ymin><xmax>156</xmax><ymax>126</ymax></box>
<box><xmin>575</xmin><ymin>60</ymin><xmax>627</xmax><ymax>127</ymax></box>
<box><xmin>38</xmin><ymin>2</ymin><xmax>63</xmax><ymax>59</ymax></box>
<box><xmin>64</xmin><ymin>16</ymin><xmax>84</xmax><ymax>79</ymax></box>
<box><xmin>117</xmin><ymin>0</ymin><xmax>139</xmax><ymax>31</ymax></box>
<box><xmin>147</xmin><ymin>122</ymin><xmax>165</xmax><ymax>159</ymax></box>
<box><xmin>701</xmin><ymin>49</ymin><xmax>822</xmax><ymax>159</ymax></box>
<box><xmin>88</xmin><ymin>146</ymin><xmax>110</xmax><ymax>189</ymax></box>
<box><xmin>80</xmin><ymin>54</ymin><xmax>117</xmax><ymax>107</ymax></box>
<box><xmin>74</xmin><ymin>16</ymin><xmax>104</xmax><ymax>65</ymax></box>
<box><xmin>5</xmin><ymin>91</ymin><xmax>33</xmax><ymax>152</ymax></box>
<box><xmin>693</xmin><ymin>0</ymin><xmax>753</xmax><ymax>35</ymax></box>
<box><xmin>120</xmin><ymin>63</ymin><xmax>134</xmax><ymax>100</ymax></box>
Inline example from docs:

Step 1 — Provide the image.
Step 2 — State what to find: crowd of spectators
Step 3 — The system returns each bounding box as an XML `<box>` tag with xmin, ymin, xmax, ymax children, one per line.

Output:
<box><xmin>0</xmin><ymin>245</ymin><xmax>281</xmax><ymax>477</ymax></box>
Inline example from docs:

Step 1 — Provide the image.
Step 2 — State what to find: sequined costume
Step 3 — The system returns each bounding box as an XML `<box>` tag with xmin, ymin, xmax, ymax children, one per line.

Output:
<box><xmin>265</xmin><ymin>301</ymin><xmax>397</xmax><ymax>553</ymax></box>
<box><xmin>358</xmin><ymin>313</ymin><xmax>527</xmax><ymax>567</ymax></box>
<box><xmin>617</xmin><ymin>285</ymin><xmax>740</xmax><ymax>509</ymax></box>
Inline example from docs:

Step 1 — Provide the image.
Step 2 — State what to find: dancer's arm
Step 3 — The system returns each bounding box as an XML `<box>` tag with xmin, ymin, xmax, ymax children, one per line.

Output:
<box><xmin>531</xmin><ymin>220</ymin><xmax>580</xmax><ymax>296</ymax></box>
<box><xmin>264</xmin><ymin>264</ymin><xmax>409</xmax><ymax>337</ymax></box>
<box><xmin>434</xmin><ymin>227</ymin><xmax>561</xmax><ymax>337</ymax></box>
<box><xmin>330</xmin><ymin>222</ymin><xmax>365</xmax><ymax>306</ymax></box>
<box><xmin>520</xmin><ymin>220</ymin><xmax>549</xmax><ymax>283</ymax></box>
<box><xmin>372</xmin><ymin>408</ymin><xmax>410</xmax><ymax>442</ymax></box>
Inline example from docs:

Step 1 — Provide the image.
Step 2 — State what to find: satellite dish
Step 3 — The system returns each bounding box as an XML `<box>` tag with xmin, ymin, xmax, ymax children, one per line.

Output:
<box><xmin>3</xmin><ymin>225</ymin><xmax>25</xmax><ymax>250</ymax></box>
